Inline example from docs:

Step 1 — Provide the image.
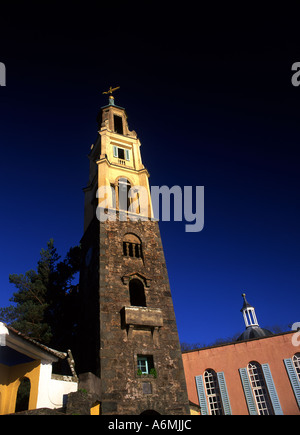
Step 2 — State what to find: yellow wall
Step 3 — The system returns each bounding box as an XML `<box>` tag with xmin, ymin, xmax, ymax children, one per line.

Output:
<box><xmin>97</xmin><ymin>162</ymin><xmax>152</xmax><ymax>216</ymax></box>
<box><xmin>0</xmin><ymin>360</ymin><xmax>40</xmax><ymax>414</ymax></box>
<box><xmin>90</xmin><ymin>401</ymin><xmax>101</xmax><ymax>415</ymax></box>
<box><xmin>190</xmin><ymin>408</ymin><xmax>200</xmax><ymax>415</ymax></box>
<box><xmin>84</xmin><ymin>103</ymin><xmax>153</xmax><ymax>231</ymax></box>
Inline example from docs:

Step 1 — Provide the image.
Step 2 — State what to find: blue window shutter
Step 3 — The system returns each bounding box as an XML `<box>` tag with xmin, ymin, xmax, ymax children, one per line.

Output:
<box><xmin>125</xmin><ymin>149</ymin><xmax>130</xmax><ymax>161</ymax></box>
<box><xmin>113</xmin><ymin>146</ymin><xmax>118</xmax><ymax>157</ymax></box>
<box><xmin>284</xmin><ymin>358</ymin><xmax>300</xmax><ymax>408</ymax></box>
<box><xmin>195</xmin><ymin>375</ymin><xmax>209</xmax><ymax>415</ymax></box>
<box><xmin>217</xmin><ymin>372</ymin><xmax>232</xmax><ymax>415</ymax></box>
<box><xmin>239</xmin><ymin>367</ymin><xmax>258</xmax><ymax>415</ymax></box>
<box><xmin>261</xmin><ymin>363</ymin><xmax>283</xmax><ymax>415</ymax></box>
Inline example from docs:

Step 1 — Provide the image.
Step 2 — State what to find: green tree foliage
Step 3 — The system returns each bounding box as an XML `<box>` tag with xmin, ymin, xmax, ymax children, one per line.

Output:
<box><xmin>0</xmin><ymin>239</ymin><xmax>81</xmax><ymax>350</ymax></box>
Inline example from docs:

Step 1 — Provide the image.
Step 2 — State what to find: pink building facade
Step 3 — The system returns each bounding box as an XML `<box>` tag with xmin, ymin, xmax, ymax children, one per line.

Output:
<box><xmin>182</xmin><ymin>331</ymin><xmax>300</xmax><ymax>415</ymax></box>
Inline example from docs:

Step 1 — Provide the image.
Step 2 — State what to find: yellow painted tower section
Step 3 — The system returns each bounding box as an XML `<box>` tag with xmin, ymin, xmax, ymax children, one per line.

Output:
<box><xmin>83</xmin><ymin>93</ymin><xmax>153</xmax><ymax>232</ymax></box>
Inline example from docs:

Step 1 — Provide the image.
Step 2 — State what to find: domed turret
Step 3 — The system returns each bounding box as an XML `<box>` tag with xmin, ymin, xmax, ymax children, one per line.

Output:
<box><xmin>237</xmin><ymin>293</ymin><xmax>273</xmax><ymax>341</ymax></box>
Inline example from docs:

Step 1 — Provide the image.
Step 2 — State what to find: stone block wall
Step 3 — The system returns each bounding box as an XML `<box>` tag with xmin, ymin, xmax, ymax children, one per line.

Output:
<box><xmin>78</xmin><ymin>215</ymin><xmax>190</xmax><ymax>415</ymax></box>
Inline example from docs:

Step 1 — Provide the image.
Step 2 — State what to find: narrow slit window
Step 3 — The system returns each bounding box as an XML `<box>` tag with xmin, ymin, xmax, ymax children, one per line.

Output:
<box><xmin>114</xmin><ymin>115</ymin><xmax>123</xmax><ymax>134</ymax></box>
<box><xmin>118</xmin><ymin>178</ymin><xmax>131</xmax><ymax>211</ymax></box>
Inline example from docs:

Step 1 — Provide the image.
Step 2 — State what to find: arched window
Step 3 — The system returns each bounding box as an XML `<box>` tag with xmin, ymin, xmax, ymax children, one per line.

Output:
<box><xmin>203</xmin><ymin>369</ymin><xmax>224</xmax><ymax>415</ymax></box>
<box><xmin>123</xmin><ymin>233</ymin><xmax>143</xmax><ymax>259</ymax></box>
<box><xmin>292</xmin><ymin>353</ymin><xmax>300</xmax><ymax>381</ymax></box>
<box><xmin>247</xmin><ymin>362</ymin><xmax>274</xmax><ymax>415</ymax></box>
<box><xmin>15</xmin><ymin>377</ymin><xmax>31</xmax><ymax>413</ymax></box>
<box><xmin>118</xmin><ymin>177</ymin><xmax>131</xmax><ymax>211</ymax></box>
<box><xmin>129</xmin><ymin>278</ymin><xmax>146</xmax><ymax>307</ymax></box>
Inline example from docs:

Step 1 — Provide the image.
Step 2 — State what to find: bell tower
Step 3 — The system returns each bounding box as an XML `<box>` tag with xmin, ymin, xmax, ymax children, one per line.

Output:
<box><xmin>78</xmin><ymin>88</ymin><xmax>190</xmax><ymax>415</ymax></box>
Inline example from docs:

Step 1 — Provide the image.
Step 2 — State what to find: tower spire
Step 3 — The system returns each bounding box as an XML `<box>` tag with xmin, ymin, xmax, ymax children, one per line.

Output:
<box><xmin>240</xmin><ymin>293</ymin><xmax>259</xmax><ymax>328</ymax></box>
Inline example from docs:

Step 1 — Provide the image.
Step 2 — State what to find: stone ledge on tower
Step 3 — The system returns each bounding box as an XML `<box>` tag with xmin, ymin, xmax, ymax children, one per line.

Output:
<box><xmin>121</xmin><ymin>306</ymin><xmax>163</xmax><ymax>345</ymax></box>
<box><xmin>121</xmin><ymin>306</ymin><xmax>163</xmax><ymax>328</ymax></box>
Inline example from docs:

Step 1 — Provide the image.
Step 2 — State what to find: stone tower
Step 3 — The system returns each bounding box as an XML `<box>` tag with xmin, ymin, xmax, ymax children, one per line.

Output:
<box><xmin>78</xmin><ymin>90</ymin><xmax>190</xmax><ymax>415</ymax></box>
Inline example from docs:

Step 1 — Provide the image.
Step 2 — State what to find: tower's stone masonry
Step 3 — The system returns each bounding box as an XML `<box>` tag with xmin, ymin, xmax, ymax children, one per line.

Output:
<box><xmin>79</xmin><ymin>214</ymin><xmax>189</xmax><ymax>414</ymax></box>
<box><xmin>78</xmin><ymin>93</ymin><xmax>190</xmax><ymax>415</ymax></box>
<box><xmin>99</xmin><ymin>217</ymin><xmax>188</xmax><ymax>414</ymax></box>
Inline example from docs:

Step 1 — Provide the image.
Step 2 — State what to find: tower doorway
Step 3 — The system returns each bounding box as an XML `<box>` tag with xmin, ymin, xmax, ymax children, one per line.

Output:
<box><xmin>140</xmin><ymin>410</ymin><xmax>160</xmax><ymax>415</ymax></box>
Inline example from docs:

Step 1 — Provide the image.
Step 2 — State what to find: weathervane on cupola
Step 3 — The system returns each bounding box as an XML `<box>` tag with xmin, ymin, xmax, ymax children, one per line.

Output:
<box><xmin>102</xmin><ymin>85</ymin><xmax>120</xmax><ymax>105</ymax></box>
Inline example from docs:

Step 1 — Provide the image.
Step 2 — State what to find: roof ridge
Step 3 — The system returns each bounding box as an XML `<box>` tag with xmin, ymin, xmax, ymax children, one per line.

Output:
<box><xmin>2</xmin><ymin>322</ymin><xmax>67</xmax><ymax>359</ymax></box>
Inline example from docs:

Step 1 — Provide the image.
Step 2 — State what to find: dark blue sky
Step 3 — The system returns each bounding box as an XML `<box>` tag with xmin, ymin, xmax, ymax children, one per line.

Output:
<box><xmin>0</xmin><ymin>4</ymin><xmax>299</xmax><ymax>346</ymax></box>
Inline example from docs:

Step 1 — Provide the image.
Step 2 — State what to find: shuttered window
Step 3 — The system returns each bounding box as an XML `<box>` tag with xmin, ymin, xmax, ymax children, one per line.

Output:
<box><xmin>112</xmin><ymin>146</ymin><xmax>130</xmax><ymax>161</ymax></box>
<box><xmin>195</xmin><ymin>375</ymin><xmax>209</xmax><ymax>415</ymax></box>
<box><xmin>239</xmin><ymin>362</ymin><xmax>283</xmax><ymax>415</ymax></box>
<box><xmin>239</xmin><ymin>367</ymin><xmax>258</xmax><ymax>415</ymax></box>
<box><xmin>284</xmin><ymin>356</ymin><xmax>300</xmax><ymax>408</ymax></box>
<box><xmin>217</xmin><ymin>372</ymin><xmax>232</xmax><ymax>415</ymax></box>
<box><xmin>261</xmin><ymin>363</ymin><xmax>283</xmax><ymax>415</ymax></box>
<box><xmin>204</xmin><ymin>370</ymin><xmax>224</xmax><ymax>415</ymax></box>
<box><xmin>195</xmin><ymin>371</ymin><xmax>231</xmax><ymax>415</ymax></box>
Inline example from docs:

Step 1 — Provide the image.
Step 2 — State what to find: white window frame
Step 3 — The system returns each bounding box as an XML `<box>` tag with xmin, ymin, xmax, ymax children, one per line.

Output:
<box><xmin>204</xmin><ymin>370</ymin><xmax>224</xmax><ymax>415</ymax></box>
<box><xmin>247</xmin><ymin>362</ymin><xmax>274</xmax><ymax>415</ymax></box>
<box><xmin>293</xmin><ymin>353</ymin><xmax>300</xmax><ymax>382</ymax></box>
<box><xmin>113</xmin><ymin>145</ymin><xmax>130</xmax><ymax>161</ymax></box>
<box><xmin>137</xmin><ymin>356</ymin><xmax>149</xmax><ymax>374</ymax></box>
